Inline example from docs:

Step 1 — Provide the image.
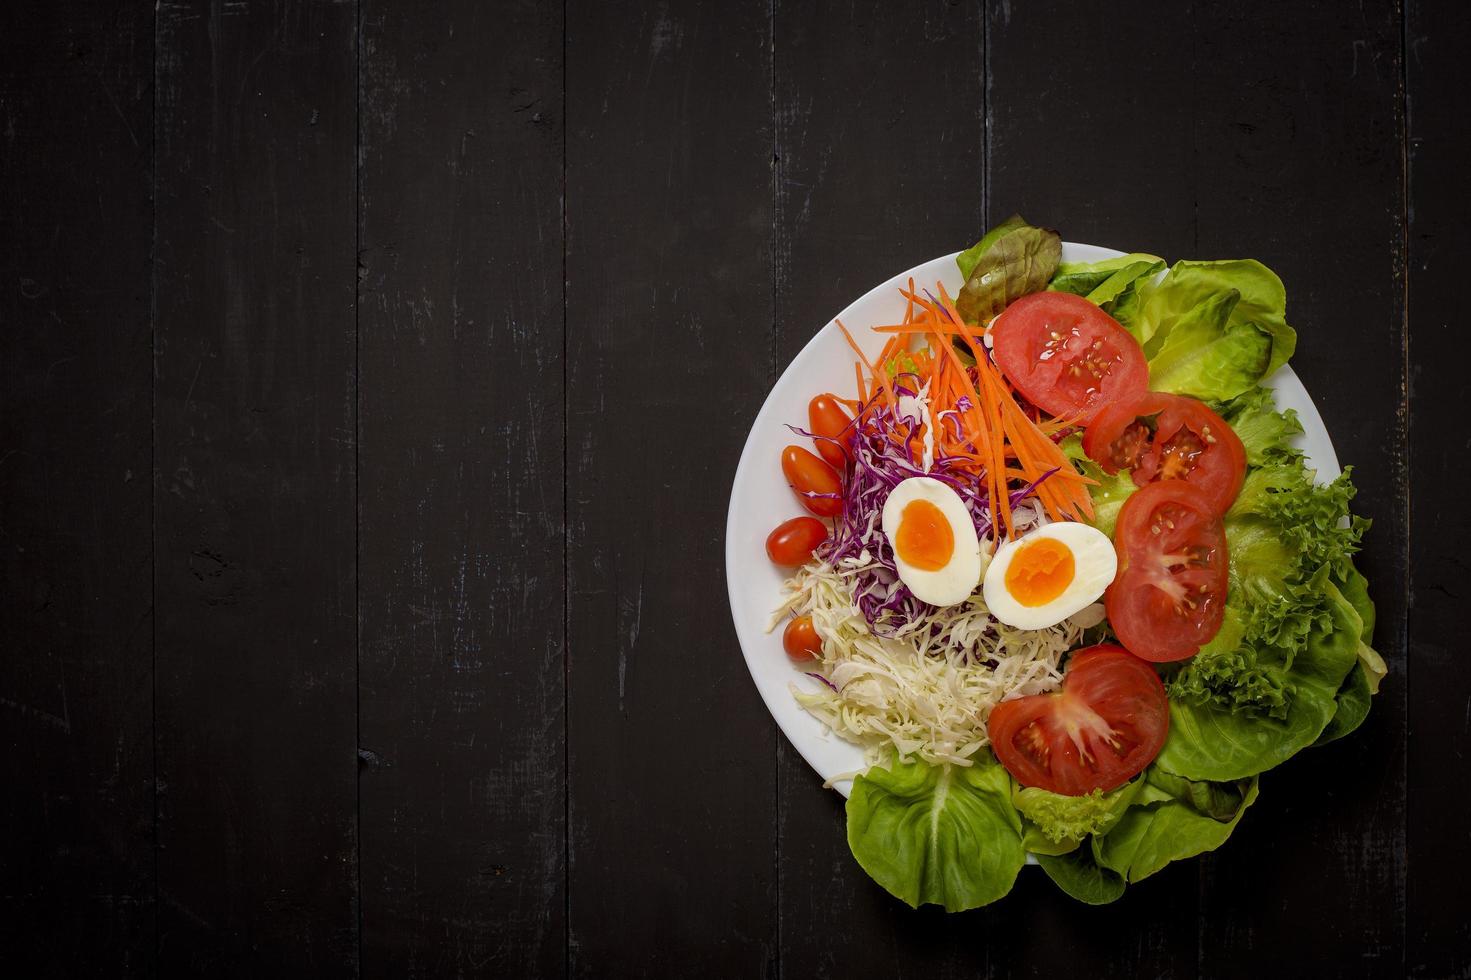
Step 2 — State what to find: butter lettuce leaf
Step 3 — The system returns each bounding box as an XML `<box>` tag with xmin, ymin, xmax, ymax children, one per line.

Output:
<box><xmin>846</xmin><ymin>753</ymin><xmax>1027</xmax><ymax>911</ymax></box>
<box><xmin>1061</xmin><ymin>434</ymin><xmax>1137</xmax><ymax>538</ymax></box>
<box><xmin>955</xmin><ymin>216</ymin><xmax>1062</xmax><ymax>325</ymax></box>
<box><xmin>1092</xmin><ymin>769</ymin><xmax>1259</xmax><ymax>883</ymax></box>
<box><xmin>1048</xmin><ymin>252</ymin><xmax>1165</xmax><ymax>309</ymax></box>
<box><xmin>1036</xmin><ymin>848</ymin><xmax>1127</xmax><ymax>905</ymax></box>
<box><xmin>1114</xmin><ymin>259</ymin><xmax>1297</xmax><ymax>400</ymax></box>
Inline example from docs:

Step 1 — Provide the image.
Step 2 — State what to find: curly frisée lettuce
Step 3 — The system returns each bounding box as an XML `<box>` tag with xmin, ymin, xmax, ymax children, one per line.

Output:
<box><xmin>771</xmin><ymin>556</ymin><xmax>1104</xmax><ymax>767</ymax></box>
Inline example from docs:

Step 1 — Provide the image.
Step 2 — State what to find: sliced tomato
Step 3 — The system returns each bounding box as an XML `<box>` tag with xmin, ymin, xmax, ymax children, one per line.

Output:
<box><xmin>1083</xmin><ymin>392</ymin><xmax>1246</xmax><ymax>515</ymax></box>
<box><xmin>1105</xmin><ymin>481</ymin><xmax>1229</xmax><ymax>662</ymax></box>
<box><xmin>987</xmin><ymin>644</ymin><xmax>1169</xmax><ymax>796</ymax></box>
<box><xmin>990</xmin><ymin>291</ymin><xmax>1148</xmax><ymax>426</ymax></box>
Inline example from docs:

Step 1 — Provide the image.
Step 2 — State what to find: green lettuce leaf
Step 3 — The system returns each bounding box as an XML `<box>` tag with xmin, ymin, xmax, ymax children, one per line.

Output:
<box><xmin>847</xmin><ymin>753</ymin><xmax>1027</xmax><ymax>911</ymax></box>
<box><xmin>1116</xmin><ymin>259</ymin><xmax>1297</xmax><ymax>400</ymax></box>
<box><xmin>1060</xmin><ymin>434</ymin><xmax>1137</xmax><ymax>538</ymax></box>
<box><xmin>1157</xmin><ymin>565</ymin><xmax>1364</xmax><ymax>781</ymax></box>
<box><xmin>1035</xmin><ymin>848</ymin><xmax>1127</xmax><ymax>905</ymax></box>
<box><xmin>1015</xmin><ymin>778</ymin><xmax>1143</xmax><ymax>856</ymax></box>
<box><xmin>957</xmin><ymin>215</ymin><xmax>1027</xmax><ymax>280</ymax></box>
<box><xmin>955</xmin><ymin>216</ymin><xmax>1062</xmax><ymax>325</ymax></box>
<box><xmin>1092</xmin><ymin>768</ymin><xmax>1259</xmax><ymax>883</ymax></box>
<box><xmin>1048</xmin><ymin>253</ymin><xmax>1164</xmax><ymax>304</ymax></box>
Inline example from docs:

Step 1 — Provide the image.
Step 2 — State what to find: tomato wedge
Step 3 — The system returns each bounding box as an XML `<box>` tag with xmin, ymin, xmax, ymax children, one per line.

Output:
<box><xmin>1083</xmin><ymin>392</ymin><xmax>1246</xmax><ymax>515</ymax></box>
<box><xmin>1105</xmin><ymin>481</ymin><xmax>1228</xmax><ymax>662</ymax></box>
<box><xmin>990</xmin><ymin>291</ymin><xmax>1148</xmax><ymax>426</ymax></box>
<box><xmin>987</xmin><ymin>644</ymin><xmax>1169</xmax><ymax>796</ymax></box>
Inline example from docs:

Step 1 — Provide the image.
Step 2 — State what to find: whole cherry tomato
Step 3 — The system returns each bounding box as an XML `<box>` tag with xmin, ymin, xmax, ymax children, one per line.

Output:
<box><xmin>766</xmin><ymin>516</ymin><xmax>829</xmax><ymax>566</ymax></box>
<box><xmin>808</xmin><ymin>394</ymin><xmax>854</xmax><ymax>469</ymax></box>
<box><xmin>782</xmin><ymin>614</ymin><xmax>822</xmax><ymax>661</ymax></box>
<box><xmin>780</xmin><ymin>445</ymin><xmax>843</xmax><ymax>517</ymax></box>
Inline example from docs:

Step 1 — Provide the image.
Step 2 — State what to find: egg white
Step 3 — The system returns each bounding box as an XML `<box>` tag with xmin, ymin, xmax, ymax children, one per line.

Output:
<box><xmin>982</xmin><ymin>521</ymin><xmax>1117</xmax><ymax>631</ymax></box>
<box><xmin>881</xmin><ymin>477</ymin><xmax>985</xmax><ymax>608</ymax></box>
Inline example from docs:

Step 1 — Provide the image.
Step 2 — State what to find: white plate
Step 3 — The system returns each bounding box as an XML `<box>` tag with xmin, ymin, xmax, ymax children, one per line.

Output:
<box><xmin>725</xmin><ymin>244</ymin><xmax>1339</xmax><ymax>797</ymax></box>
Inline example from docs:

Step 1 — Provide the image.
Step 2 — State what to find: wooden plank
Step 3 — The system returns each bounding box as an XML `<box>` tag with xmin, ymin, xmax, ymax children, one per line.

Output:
<box><xmin>564</xmin><ymin>1</ymin><xmax>777</xmax><ymax>974</ymax></box>
<box><xmin>152</xmin><ymin>1</ymin><xmax>358</xmax><ymax>972</ymax></box>
<box><xmin>356</xmin><ymin>1</ymin><xmax>566</xmax><ymax>975</ymax></box>
<box><xmin>0</xmin><ymin>1</ymin><xmax>155</xmax><ymax>973</ymax></box>
<box><xmin>769</xmin><ymin>2</ymin><xmax>1007</xmax><ymax>974</ymax></box>
<box><xmin>984</xmin><ymin>2</ymin><xmax>1202</xmax><ymax>971</ymax></box>
<box><xmin>1405</xmin><ymin>0</ymin><xmax>1470</xmax><ymax>974</ymax></box>
<box><xmin>1184</xmin><ymin>4</ymin><xmax>1407</xmax><ymax>974</ymax></box>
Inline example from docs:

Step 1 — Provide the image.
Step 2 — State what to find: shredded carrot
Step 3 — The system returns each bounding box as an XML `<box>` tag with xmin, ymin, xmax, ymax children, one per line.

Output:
<box><xmin>834</xmin><ymin>280</ymin><xmax>1098</xmax><ymax>534</ymax></box>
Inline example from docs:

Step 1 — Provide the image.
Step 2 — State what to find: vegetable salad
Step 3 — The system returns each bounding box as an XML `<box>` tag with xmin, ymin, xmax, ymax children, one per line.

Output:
<box><xmin>761</xmin><ymin>217</ymin><xmax>1381</xmax><ymax>909</ymax></box>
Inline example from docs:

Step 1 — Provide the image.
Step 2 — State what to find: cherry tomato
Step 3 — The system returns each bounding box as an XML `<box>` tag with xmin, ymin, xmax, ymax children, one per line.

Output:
<box><xmin>808</xmin><ymin>394</ymin><xmax>854</xmax><ymax>469</ymax></box>
<box><xmin>782</xmin><ymin>615</ymin><xmax>822</xmax><ymax>661</ymax></box>
<box><xmin>990</xmin><ymin>291</ymin><xmax>1149</xmax><ymax>425</ymax></box>
<box><xmin>1105</xmin><ymin>480</ymin><xmax>1229</xmax><ymax>662</ymax></box>
<box><xmin>765</xmin><ymin>516</ymin><xmax>829</xmax><ymax>566</ymax></box>
<box><xmin>988</xmin><ymin>644</ymin><xmax>1169</xmax><ymax>795</ymax></box>
<box><xmin>780</xmin><ymin>445</ymin><xmax>843</xmax><ymax>517</ymax></box>
<box><xmin>1083</xmin><ymin>392</ymin><xmax>1247</xmax><ymax>516</ymax></box>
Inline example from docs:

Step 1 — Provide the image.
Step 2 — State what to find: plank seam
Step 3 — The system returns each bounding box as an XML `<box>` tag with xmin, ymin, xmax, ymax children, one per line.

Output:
<box><xmin>769</xmin><ymin>2</ymin><xmax>782</xmax><ymax>977</ymax></box>
<box><xmin>562</xmin><ymin>0</ymin><xmax>572</xmax><ymax>973</ymax></box>
<box><xmin>354</xmin><ymin>0</ymin><xmax>364</xmax><ymax>973</ymax></box>
<box><xmin>1397</xmin><ymin>1</ymin><xmax>1411</xmax><ymax>971</ymax></box>
<box><xmin>150</xmin><ymin>0</ymin><xmax>161</xmax><ymax>967</ymax></box>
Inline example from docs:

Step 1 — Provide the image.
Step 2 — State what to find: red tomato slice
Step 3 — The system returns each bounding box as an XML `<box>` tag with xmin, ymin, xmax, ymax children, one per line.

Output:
<box><xmin>990</xmin><ymin>292</ymin><xmax>1149</xmax><ymax>426</ymax></box>
<box><xmin>987</xmin><ymin>644</ymin><xmax>1169</xmax><ymax>796</ymax></box>
<box><xmin>1083</xmin><ymin>392</ymin><xmax>1246</xmax><ymax>515</ymax></box>
<box><xmin>1105</xmin><ymin>481</ymin><xmax>1229</xmax><ymax>662</ymax></box>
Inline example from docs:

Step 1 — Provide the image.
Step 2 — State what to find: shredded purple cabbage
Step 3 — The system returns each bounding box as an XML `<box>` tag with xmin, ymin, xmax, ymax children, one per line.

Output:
<box><xmin>808</xmin><ymin>398</ymin><xmax>999</xmax><ymax>636</ymax></box>
<box><xmin>804</xmin><ymin>671</ymin><xmax>840</xmax><ymax>692</ymax></box>
<box><xmin>787</xmin><ymin>374</ymin><xmax>1060</xmax><ymax>637</ymax></box>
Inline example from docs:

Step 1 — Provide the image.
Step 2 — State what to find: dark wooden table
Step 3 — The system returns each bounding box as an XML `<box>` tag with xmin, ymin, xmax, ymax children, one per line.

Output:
<box><xmin>3</xmin><ymin>0</ymin><xmax>1464</xmax><ymax>976</ymax></box>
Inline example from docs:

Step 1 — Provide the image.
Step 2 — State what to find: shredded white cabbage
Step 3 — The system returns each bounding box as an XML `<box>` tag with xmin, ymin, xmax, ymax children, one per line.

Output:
<box><xmin>770</xmin><ymin>553</ymin><xmax>1104</xmax><ymax>768</ymax></box>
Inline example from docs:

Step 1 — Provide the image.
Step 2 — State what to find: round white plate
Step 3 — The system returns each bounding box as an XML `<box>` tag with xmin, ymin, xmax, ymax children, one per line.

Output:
<box><xmin>725</xmin><ymin>244</ymin><xmax>1339</xmax><ymax>797</ymax></box>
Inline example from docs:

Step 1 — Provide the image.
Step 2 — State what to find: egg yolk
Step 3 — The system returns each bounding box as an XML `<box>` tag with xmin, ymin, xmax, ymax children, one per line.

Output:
<box><xmin>895</xmin><ymin>499</ymin><xmax>955</xmax><ymax>571</ymax></box>
<box><xmin>1004</xmin><ymin>537</ymin><xmax>1076</xmax><ymax>607</ymax></box>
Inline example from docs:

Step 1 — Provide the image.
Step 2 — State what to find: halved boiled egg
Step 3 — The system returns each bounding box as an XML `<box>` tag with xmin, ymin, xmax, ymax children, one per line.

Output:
<box><xmin>982</xmin><ymin>522</ymin><xmax>1117</xmax><ymax>630</ymax></box>
<box><xmin>881</xmin><ymin>477</ymin><xmax>985</xmax><ymax>607</ymax></box>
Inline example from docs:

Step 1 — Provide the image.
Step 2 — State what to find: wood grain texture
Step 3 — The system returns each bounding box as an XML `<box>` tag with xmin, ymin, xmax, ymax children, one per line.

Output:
<box><xmin>1405</xmin><ymin>0</ymin><xmax>1469</xmax><ymax>976</ymax></box>
<box><xmin>991</xmin><ymin>3</ymin><xmax>1408</xmax><ymax>973</ymax></box>
<box><xmin>564</xmin><ymin>1</ymin><xmax>777</xmax><ymax>974</ymax></box>
<box><xmin>153</xmin><ymin>1</ymin><xmax>359</xmax><ymax>972</ymax></box>
<box><xmin>1184</xmin><ymin>4</ymin><xmax>1408</xmax><ymax>975</ymax></box>
<box><xmin>356</xmin><ymin>0</ymin><xmax>566</xmax><ymax>975</ymax></box>
<box><xmin>0</xmin><ymin>1</ymin><xmax>155</xmax><ymax>974</ymax></box>
<box><xmin>0</xmin><ymin>0</ymin><xmax>1452</xmax><ymax>972</ymax></box>
<box><xmin>770</xmin><ymin>2</ymin><xmax>997</xmax><ymax>975</ymax></box>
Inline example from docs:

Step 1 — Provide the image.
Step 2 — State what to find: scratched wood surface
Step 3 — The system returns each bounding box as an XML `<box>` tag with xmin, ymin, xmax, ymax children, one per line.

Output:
<box><xmin>1</xmin><ymin>0</ymin><xmax>1463</xmax><ymax>976</ymax></box>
